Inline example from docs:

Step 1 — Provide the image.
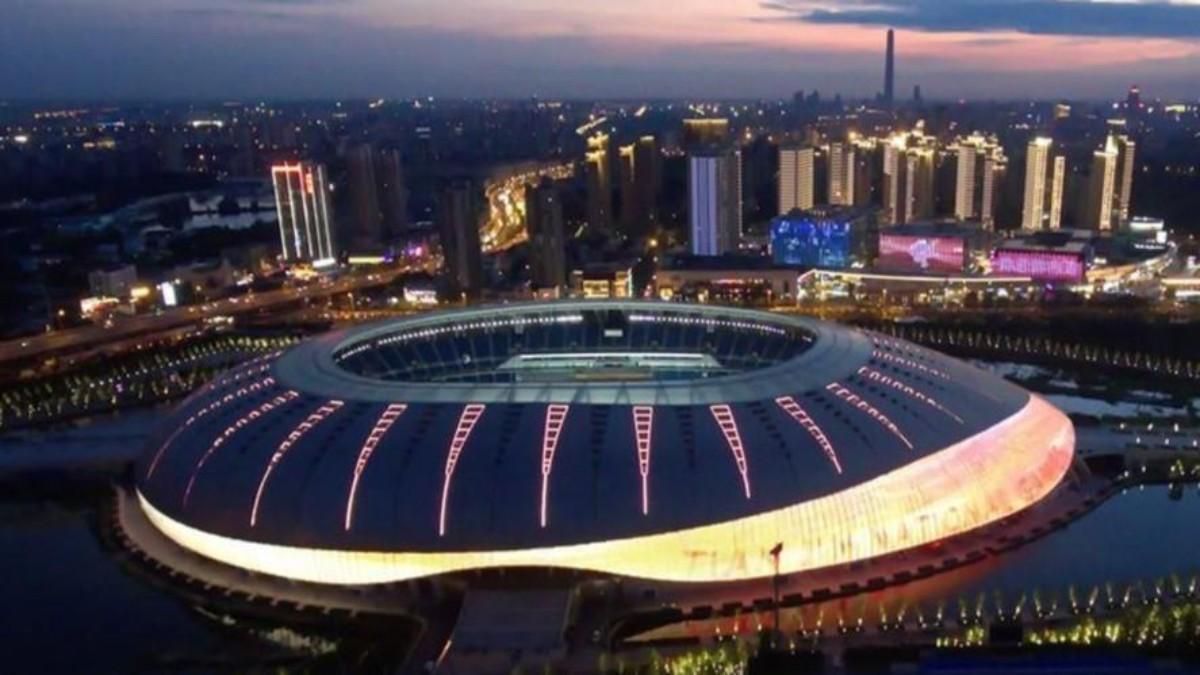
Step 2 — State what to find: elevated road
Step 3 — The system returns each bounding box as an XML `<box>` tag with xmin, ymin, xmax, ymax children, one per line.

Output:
<box><xmin>0</xmin><ymin>269</ymin><xmax>408</xmax><ymax>370</ymax></box>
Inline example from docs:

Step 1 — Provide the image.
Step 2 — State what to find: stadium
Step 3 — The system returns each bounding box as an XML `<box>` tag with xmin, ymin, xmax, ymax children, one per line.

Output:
<box><xmin>134</xmin><ymin>301</ymin><xmax>1075</xmax><ymax>587</ymax></box>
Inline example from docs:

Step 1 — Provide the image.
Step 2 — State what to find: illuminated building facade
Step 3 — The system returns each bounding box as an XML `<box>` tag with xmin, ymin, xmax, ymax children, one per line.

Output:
<box><xmin>827</xmin><ymin>142</ymin><xmax>854</xmax><ymax>207</ymax></box>
<box><xmin>570</xmin><ymin>264</ymin><xmax>633</xmax><ymax>299</ymax></box>
<box><xmin>992</xmin><ymin>246</ymin><xmax>1087</xmax><ymax>282</ymax></box>
<box><xmin>1085</xmin><ymin>135</ymin><xmax>1119</xmax><ymax>231</ymax></box>
<box><xmin>878</xmin><ymin>234</ymin><xmax>967</xmax><ymax>274</ymax></box>
<box><xmin>952</xmin><ymin>134</ymin><xmax>1005</xmax><ymax>229</ymax></box>
<box><xmin>1022</xmin><ymin>138</ymin><xmax>1067</xmax><ymax>232</ymax></box>
<box><xmin>682</xmin><ymin>118</ymin><xmax>730</xmax><ymax>150</ymax></box>
<box><xmin>136</xmin><ymin>302</ymin><xmax>1074</xmax><ymax>587</ymax></box>
<box><xmin>585</xmin><ymin>133</ymin><xmax>613</xmax><ymax>231</ymax></box>
<box><xmin>688</xmin><ymin>148</ymin><xmax>742</xmax><ymax>256</ymax></box>
<box><xmin>769</xmin><ymin>207</ymin><xmax>867</xmax><ymax>269</ymax></box>
<box><xmin>272</xmin><ymin>162</ymin><xmax>336</xmax><ymax>264</ymax></box>
<box><xmin>1114</xmin><ymin>135</ymin><xmax>1136</xmax><ymax>227</ymax></box>
<box><xmin>778</xmin><ymin>145</ymin><xmax>815</xmax><ymax>213</ymax></box>
<box><xmin>881</xmin><ymin>131</ymin><xmax>936</xmax><ymax>226</ymax></box>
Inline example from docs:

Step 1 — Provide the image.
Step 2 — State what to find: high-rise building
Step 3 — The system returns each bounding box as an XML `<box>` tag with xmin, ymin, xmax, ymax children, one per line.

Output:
<box><xmin>437</xmin><ymin>179</ymin><xmax>484</xmax><ymax>299</ymax></box>
<box><xmin>612</xmin><ymin>136</ymin><xmax>662</xmax><ymax>237</ymax></box>
<box><xmin>1114</xmin><ymin>135</ymin><xmax>1136</xmax><ymax>227</ymax></box>
<box><xmin>1085</xmin><ymin>136</ymin><xmax>1119</xmax><ymax>231</ymax></box>
<box><xmin>619</xmin><ymin>143</ymin><xmax>638</xmax><ymax>235</ymax></box>
<box><xmin>851</xmin><ymin>139</ymin><xmax>878</xmax><ymax>208</ymax></box>
<box><xmin>688</xmin><ymin>148</ymin><xmax>742</xmax><ymax>256</ymax></box>
<box><xmin>272</xmin><ymin>162</ymin><xmax>336</xmax><ymax>263</ymax></box>
<box><xmin>827</xmin><ymin>142</ymin><xmax>855</xmax><ymax>206</ymax></box>
<box><xmin>525</xmin><ymin>178</ymin><xmax>567</xmax><ymax>291</ymax></box>
<box><xmin>882</xmin><ymin>139</ymin><xmax>903</xmax><ymax>225</ymax></box>
<box><xmin>682</xmin><ymin>119</ymin><xmax>730</xmax><ymax>150</ymax></box>
<box><xmin>778</xmin><ymin>145</ymin><xmax>815</xmax><ymax>213</ymax></box>
<box><xmin>376</xmin><ymin>147</ymin><xmax>409</xmax><ymax>238</ymax></box>
<box><xmin>881</xmin><ymin>131</ymin><xmax>936</xmax><ymax>226</ymax></box>
<box><xmin>632</xmin><ymin>135</ymin><xmax>661</xmax><ymax>234</ymax></box>
<box><xmin>1021</xmin><ymin>137</ymin><xmax>1053</xmax><ymax>231</ymax></box>
<box><xmin>344</xmin><ymin>143</ymin><xmax>409</xmax><ymax>253</ymax></box>
<box><xmin>904</xmin><ymin>147</ymin><xmax>936</xmax><ymax>223</ymax></box>
<box><xmin>954</xmin><ymin>142</ymin><xmax>977</xmax><ymax>222</ymax></box>
<box><xmin>953</xmin><ymin>134</ymin><xmax>1006</xmax><ymax>229</ymax></box>
<box><xmin>345</xmin><ymin>144</ymin><xmax>382</xmax><ymax>251</ymax></box>
<box><xmin>884</xmin><ymin>29</ymin><xmax>895</xmax><ymax>108</ymax></box>
<box><xmin>618</xmin><ymin>138</ymin><xmax>661</xmax><ymax>237</ymax></box>
<box><xmin>584</xmin><ymin>133</ymin><xmax>612</xmax><ymax>231</ymax></box>
<box><xmin>1048</xmin><ymin>156</ymin><xmax>1066</xmax><ymax>230</ymax></box>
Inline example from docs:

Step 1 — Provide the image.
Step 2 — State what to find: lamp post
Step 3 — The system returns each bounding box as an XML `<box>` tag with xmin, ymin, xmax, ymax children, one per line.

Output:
<box><xmin>770</xmin><ymin>542</ymin><xmax>783</xmax><ymax>650</ymax></box>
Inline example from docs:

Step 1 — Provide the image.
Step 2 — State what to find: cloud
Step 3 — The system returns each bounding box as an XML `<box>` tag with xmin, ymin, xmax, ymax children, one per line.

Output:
<box><xmin>764</xmin><ymin>0</ymin><xmax>1200</xmax><ymax>38</ymax></box>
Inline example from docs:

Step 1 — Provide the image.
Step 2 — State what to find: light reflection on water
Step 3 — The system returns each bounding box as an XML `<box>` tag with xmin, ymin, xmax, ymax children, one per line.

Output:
<box><xmin>796</xmin><ymin>484</ymin><xmax>1200</xmax><ymax>624</ymax></box>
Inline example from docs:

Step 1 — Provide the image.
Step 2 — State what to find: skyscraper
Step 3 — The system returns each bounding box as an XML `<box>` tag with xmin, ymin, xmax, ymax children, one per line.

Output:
<box><xmin>1049</xmin><ymin>155</ymin><xmax>1066</xmax><ymax>230</ymax></box>
<box><xmin>619</xmin><ymin>142</ymin><xmax>638</xmax><ymax>235</ymax></box>
<box><xmin>851</xmin><ymin>139</ymin><xmax>878</xmax><ymax>208</ymax></box>
<box><xmin>1114</xmin><ymin>135</ymin><xmax>1136</xmax><ymax>227</ymax></box>
<box><xmin>904</xmin><ymin>147</ymin><xmax>935</xmax><ymax>222</ymax></box>
<box><xmin>376</xmin><ymin>147</ymin><xmax>409</xmax><ymax>238</ymax></box>
<box><xmin>827</xmin><ymin>142</ymin><xmax>855</xmax><ymax>206</ymax></box>
<box><xmin>585</xmin><ymin>133</ymin><xmax>612</xmax><ymax>231</ymax></box>
<box><xmin>688</xmin><ymin>148</ymin><xmax>742</xmax><ymax>256</ymax></box>
<box><xmin>525</xmin><ymin>178</ymin><xmax>567</xmax><ymax>291</ymax></box>
<box><xmin>881</xmin><ymin>131</ymin><xmax>935</xmax><ymax>226</ymax></box>
<box><xmin>882</xmin><ymin>139</ymin><xmax>903</xmax><ymax>225</ymax></box>
<box><xmin>1085</xmin><ymin>136</ymin><xmax>1119</xmax><ymax>231</ymax></box>
<box><xmin>345</xmin><ymin>143</ymin><xmax>382</xmax><ymax>252</ymax></box>
<box><xmin>437</xmin><ymin>179</ymin><xmax>484</xmax><ymax>299</ymax></box>
<box><xmin>682</xmin><ymin>119</ymin><xmax>730</xmax><ymax>150</ymax></box>
<box><xmin>953</xmin><ymin>134</ymin><xmax>1006</xmax><ymax>229</ymax></box>
<box><xmin>884</xmin><ymin>29</ymin><xmax>895</xmax><ymax>108</ymax></box>
<box><xmin>778</xmin><ymin>145</ymin><xmax>815</xmax><ymax>213</ymax></box>
<box><xmin>615</xmin><ymin>136</ymin><xmax>662</xmax><ymax>237</ymax></box>
<box><xmin>272</xmin><ymin>162</ymin><xmax>336</xmax><ymax>263</ymax></box>
<box><xmin>632</xmin><ymin>135</ymin><xmax>661</xmax><ymax>234</ymax></box>
<box><xmin>1021</xmin><ymin>137</ymin><xmax>1052</xmax><ymax>231</ymax></box>
<box><xmin>344</xmin><ymin>143</ymin><xmax>409</xmax><ymax>253</ymax></box>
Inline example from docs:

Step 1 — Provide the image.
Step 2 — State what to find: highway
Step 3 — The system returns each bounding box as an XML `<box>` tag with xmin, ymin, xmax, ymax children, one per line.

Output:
<box><xmin>480</xmin><ymin>161</ymin><xmax>573</xmax><ymax>254</ymax></box>
<box><xmin>0</xmin><ymin>269</ymin><xmax>409</xmax><ymax>369</ymax></box>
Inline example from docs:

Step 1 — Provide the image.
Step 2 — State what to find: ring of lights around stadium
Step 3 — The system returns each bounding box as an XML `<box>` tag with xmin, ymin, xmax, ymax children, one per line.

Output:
<box><xmin>135</xmin><ymin>301</ymin><xmax>1075</xmax><ymax>585</ymax></box>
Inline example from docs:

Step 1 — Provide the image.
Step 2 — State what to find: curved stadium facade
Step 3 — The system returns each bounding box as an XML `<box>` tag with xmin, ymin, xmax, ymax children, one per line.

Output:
<box><xmin>135</xmin><ymin>302</ymin><xmax>1075</xmax><ymax>586</ymax></box>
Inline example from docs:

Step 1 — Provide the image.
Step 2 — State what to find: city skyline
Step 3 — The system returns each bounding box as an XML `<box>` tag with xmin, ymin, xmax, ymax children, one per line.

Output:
<box><xmin>5</xmin><ymin>1</ymin><xmax>1200</xmax><ymax>101</ymax></box>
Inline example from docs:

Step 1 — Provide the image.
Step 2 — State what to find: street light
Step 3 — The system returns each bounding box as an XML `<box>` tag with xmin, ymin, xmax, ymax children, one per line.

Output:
<box><xmin>770</xmin><ymin>541</ymin><xmax>783</xmax><ymax>650</ymax></box>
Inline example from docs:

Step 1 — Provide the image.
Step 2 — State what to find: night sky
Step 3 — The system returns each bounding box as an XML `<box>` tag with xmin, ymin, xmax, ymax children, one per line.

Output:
<box><xmin>4</xmin><ymin>0</ymin><xmax>1200</xmax><ymax>100</ymax></box>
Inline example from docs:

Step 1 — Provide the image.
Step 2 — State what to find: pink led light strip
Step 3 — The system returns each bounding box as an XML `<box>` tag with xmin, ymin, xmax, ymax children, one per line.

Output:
<box><xmin>250</xmin><ymin>399</ymin><xmax>345</xmax><ymax>527</ymax></box>
<box><xmin>774</xmin><ymin>396</ymin><xmax>842</xmax><ymax>474</ymax></box>
<box><xmin>343</xmin><ymin>404</ymin><xmax>408</xmax><ymax>531</ymax></box>
<box><xmin>858</xmin><ymin>366</ymin><xmax>963</xmax><ymax>424</ymax></box>
<box><xmin>439</xmin><ymin>404</ymin><xmax>486</xmax><ymax>536</ymax></box>
<box><xmin>826</xmin><ymin>382</ymin><xmax>914</xmax><ymax>450</ymax></box>
<box><xmin>633</xmin><ymin>406</ymin><xmax>653</xmax><ymax>515</ymax></box>
<box><xmin>146</xmin><ymin>376</ymin><xmax>275</xmax><ymax>479</ymax></box>
<box><xmin>539</xmin><ymin>404</ymin><xmax>570</xmax><ymax>528</ymax></box>
<box><xmin>182</xmin><ymin>390</ymin><xmax>300</xmax><ymax>507</ymax></box>
<box><xmin>709</xmin><ymin>405</ymin><xmax>752</xmax><ymax>499</ymax></box>
<box><xmin>872</xmin><ymin>349</ymin><xmax>951</xmax><ymax>380</ymax></box>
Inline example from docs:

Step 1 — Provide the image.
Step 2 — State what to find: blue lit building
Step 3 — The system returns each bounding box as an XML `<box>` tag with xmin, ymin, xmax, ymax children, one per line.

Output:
<box><xmin>770</xmin><ymin>207</ymin><xmax>868</xmax><ymax>269</ymax></box>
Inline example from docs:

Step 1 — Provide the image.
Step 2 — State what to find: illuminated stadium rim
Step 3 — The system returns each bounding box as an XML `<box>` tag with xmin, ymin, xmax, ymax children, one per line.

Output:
<box><xmin>271</xmin><ymin>300</ymin><xmax>869</xmax><ymax>406</ymax></box>
<box><xmin>136</xmin><ymin>395</ymin><xmax>1074</xmax><ymax>586</ymax></box>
